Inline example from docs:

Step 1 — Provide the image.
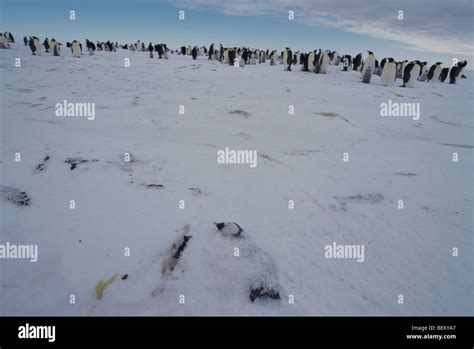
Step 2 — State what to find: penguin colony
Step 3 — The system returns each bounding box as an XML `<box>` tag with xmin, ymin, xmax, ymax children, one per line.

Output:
<box><xmin>1</xmin><ymin>31</ymin><xmax>469</xmax><ymax>87</ymax></box>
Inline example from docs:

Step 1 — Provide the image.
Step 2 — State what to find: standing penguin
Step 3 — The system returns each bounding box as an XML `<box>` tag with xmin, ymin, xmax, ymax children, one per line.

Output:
<box><xmin>191</xmin><ymin>46</ymin><xmax>198</xmax><ymax>60</ymax></box>
<box><xmin>427</xmin><ymin>62</ymin><xmax>442</xmax><ymax>82</ymax></box>
<box><xmin>374</xmin><ymin>59</ymin><xmax>382</xmax><ymax>76</ymax></box>
<box><xmin>70</xmin><ymin>40</ymin><xmax>81</xmax><ymax>57</ymax></box>
<box><xmin>341</xmin><ymin>55</ymin><xmax>352</xmax><ymax>71</ymax></box>
<box><xmin>353</xmin><ymin>53</ymin><xmax>363</xmax><ymax>71</ymax></box>
<box><xmin>361</xmin><ymin>51</ymin><xmax>375</xmax><ymax>83</ymax></box>
<box><xmin>402</xmin><ymin>61</ymin><xmax>421</xmax><ymax>88</ymax></box>
<box><xmin>29</xmin><ymin>36</ymin><xmax>41</xmax><ymax>55</ymax></box>
<box><xmin>222</xmin><ymin>48</ymin><xmax>229</xmax><ymax>64</ymax></box>
<box><xmin>43</xmin><ymin>38</ymin><xmax>50</xmax><ymax>52</ymax></box>
<box><xmin>438</xmin><ymin>68</ymin><xmax>450</xmax><ymax>83</ymax></box>
<box><xmin>0</xmin><ymin>34</ymin><xmax>10</xmax><ymax>49</ymax></box>
<box><xmin>418</xmin><ymin>62</ymin><xmax>429</xmax><ymax>81</ymax></box>
<box><xmin>380</xmin><ymin>58</ymin><xmax>397</xmax><ymax>86</ymax></box>
<box><xmin>318</xmin><ymin>50</ymin><xmax>331</xmax><ymax>74</ymax></box>
<box><xmin>51</xmin><ymin>39</ymin><xmax>61</xmax><ymax>56</ymax></box>
<box><xmin>283</xmin><ymin>47</ymin><xmax>292</xmax><ymax>71</ymax></box>
<box><xmin>270</xmin><ymin>50</ymin><xmax>279</xmax><ymax>65</ymax></box>
<box><xmin>208</xmin><ymin>43</ymin><xmax>214</xmax><ymax>60</ymax></box>
<box><xmin>449</xmin><ymin>61</ymin><xmax>468</xmax><ymax>84</ymax></box>
<box><xmin>307</xmin><ymin>51</ymin><xmax>316</xmax><ymax>72</ymax></box>
<box><xmin>23</xmin><ymin>36</ymin><xmax>28</xmax><ymax>46</ymax></box>
<box><xmin>147</xmin><ymin>43</ymin><xmax>154</xmax><ymax>58</ymax></box>
<box><xmin>228</xmin><ymin>48</ymin><xmax>236</xmax><ymax>66</ymax></box>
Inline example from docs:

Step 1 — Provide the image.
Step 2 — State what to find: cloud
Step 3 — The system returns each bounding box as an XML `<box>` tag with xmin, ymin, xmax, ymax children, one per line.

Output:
<box><xmin>168</xmin><ymin>0</ymin><xmax>473</xmax><ymax>56</ymax></box>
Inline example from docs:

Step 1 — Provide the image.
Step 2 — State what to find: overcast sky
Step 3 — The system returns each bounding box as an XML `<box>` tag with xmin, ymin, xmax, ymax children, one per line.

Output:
<box><xmin>1</xmin><ymin>0</ymin><xmax>472</xmax><ymax>66</ymax></box>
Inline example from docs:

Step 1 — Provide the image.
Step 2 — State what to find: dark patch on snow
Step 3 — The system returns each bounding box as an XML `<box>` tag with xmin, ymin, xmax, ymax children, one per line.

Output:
<box><xmin>214</xmin><ymin>222</ymin><xmax>243</xmax><ymax>238</ymax></box>
<box><xmin>437</xmin><ymin>143</ymin><xmax>474</xmax><ymax>149</ymax></box>
<box><xmin>316</xmin><ymin>112</ymin><xmax>339</xmax><ymax>117</ymax></box>
<box><xmin>249</xmin><ymin>286</ymin><xmax>281</xmax><ymax>302</ymax></box>
<box><xmin>189</xmin><ymin>187</ymin><xmax>205</xmax><ymax>196</ymax></box>
<box><xmin>162</xmin><ymin>225</ymin><xmax>192</xmax><ymax>278</ymax></box>
<box><xmin>143</xmin><ymin>183</ymin><xmax>164</xmax><ymax>189</ymax></box>
<box><xmin>229</xmin><ymin>110</ymin><xmax>252</xmax><ymax>118</ymax></box>
<box><xmin>394</xmin><ymin>172</ymin><xmax>416</xmax><ymax>176</ymax></box>
<box><xmin>0</xmin><ymin>186</ymin><xmax>31</xmax><ymax>206</ymax></box>
<box><xmin>431</xmin><ymin>115</ymin><xmax>474</xmax><ymax>129</ymax></box>
<box><xmin>130</xmin><ymin>96</ymin><xmax>140</xmax><ymax>107</ymax></box>
<box><xmin>35</xmin><ymin>155</ymin><xmax>50</xmax><ymax>173</ymax></box>
<box><xmin>334</xmin><ymin>193</ymin><xmax>384</xmax><ymax>207</ymax></box>
<box><xmin>122</xmin><ymin>274</ymin><xmax>128</xmax><ymax>280</ymax></box>
<box><xmin>315</xmin><ymin>112</ymin><xmax>350</xmax><ymax>124</ymax></box>
<box><xmin>65</xmin><ymin>157</ymin><xmax>98</xmax><ymax>170</ymax></box>
<box><xmin>284</xmin><ymin>149</ymin><xmax>320</xmax><ymax>156</ymax></box>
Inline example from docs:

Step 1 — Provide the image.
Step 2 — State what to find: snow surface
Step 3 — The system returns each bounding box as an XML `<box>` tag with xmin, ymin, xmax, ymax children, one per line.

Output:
<box><xmin>0</xmin><ymin>43</ymin><xmax>473</xmax><ymax>316</ymax></box>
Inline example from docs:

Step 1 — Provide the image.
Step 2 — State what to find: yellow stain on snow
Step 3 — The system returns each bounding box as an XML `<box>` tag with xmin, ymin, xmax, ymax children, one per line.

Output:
<box><xmin>95</xmin><ymin>273</ymin><xmax>118</xmax><ymax>300</ymax></box>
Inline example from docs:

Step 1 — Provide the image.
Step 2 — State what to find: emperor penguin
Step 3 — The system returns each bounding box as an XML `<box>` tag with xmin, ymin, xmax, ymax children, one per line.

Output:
<box><xmin>147</xmin><ymin>43</ymin><xmax>154</xmax><ymax>58</ymax></box>
<box><xmin>449</xmin><ymin>60</ymin><xmax>468</xmax><ymax>84</ymax></box>
<box><xmin>341</xmin><ymin>55</ymin><xmax>352</xmax><ymax>71</ymax></box>
<box><xmin>208</xmin><ymin>43</ymin><xmax>214</xmax><ymax>60</ymax></box>
<box><xmin>29</xmin><ymin>36</ymin><xmax>41</xmax><ymax>55</ymax></box>
<box><xmin>361</xmin><ymin>51</ymin><xmax>375</xmax><ymax>82</ymax></box>
<box><xmin>71</xmin><ymin>40</ymin><xmax>82</xmax><ymax>57</ymax></box>
<box><xmin>223</xmin><ymin>48</ymin><xmax>229</xmax><ymax>64</ymax></box>
<box><xmin>427</xmin><ymin>62</ymin><xmax>443</xmax><ymax>82</ymax></box>
<box><xmin>294</xmin><ymin>50</ymin><xmax>300</xmax><ymax>65</ymax></box>
<box><xmin>418</xmin><ymin>62</ymin><xmax>429</xmax><ymax>81</ymax></box>
<box><xmin>353</xmin><ymin>53</ymin><xmax>363</xmax><ymax>71</ymax></box>
<box><xmin>191</xmin><ymin>46</ymin><xmax>198</xmax><ymax>60</ymax></box>
<box><xmin>270</xmin><ymin>50</ymin><xmax>279</xmax><ymax>65</ymax></box>
<box><xmin>250</xmin><ymin>52</ymin><xmax>257</xmax><ymax>65</ymax></box>
<box><xmin>330</xmin><ymin>51</ymin><xmax>339</xmax><ymax>65</ymax></box>
<box><xmin>51</xmin><ymin>39</ymin><xmax>61</xmax><ymax>56</ymax></box>
<box><xmin>42</xmin><ymin>38</ymin><xmax>50</xmax><ymax>52</ymax></box>
<box><xmin>401</xmin><ymin>60</ymin><xmax>409</xmax><ymax>78</ymax></box>
<box><xmin>186</xmin><ymin>45</ymin><xmax>192</xmax><ymax>55</ymax></box>
<box><xmin>318</xmin><ymin>50</ymin><xmax>331</xmax><ymax>74</ymax></box>
<box><xmin>157</xmin><ymin>44</ymin><xmax>164</xmax><ymax>58</ymax></box>
<box><xmin>23</xmin><ymin>36</ymin><xmax>28</xmax><ymax>46</ymax></box>
<box><xmin>380</xmin><ymin>58</ymin><xmax>397</xmax><ymax>86</ymax></box>
<box><xmin>402</xmin><ymin>61</ymin><xmax>421</xmax><ymax>88</ymax></box>
<box><xmin>0</xmin><ymin>33</ymin><xmax>10</xmax><ymax>49</ymax></box>
<box><xmin>283</xmin><ymin>47</ymin><xmax>293</xmax><ymax>71</ymax></box>
<box><xmin>374</xmin><ymin>59</ymin><xmax>382</xmax><ymax>76</ymax></box>
<box><xmin>4</xmin><ymin>32</ymin><xmax>14</xmax><ymax>42</ymax></box>
<box><xmin>439</xmin><ymin>68</ymin><xmax>449</xmax><ymax>83</ymax></box>
<box><xmin>228</xmin><ymin>48</ymin><xmax>236</xmax><ymax>66</ymax></box>
<box><xmin>307</xmin><ymin>51</ymin><xmax>316</xmax><ymax>72</ymax></box>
